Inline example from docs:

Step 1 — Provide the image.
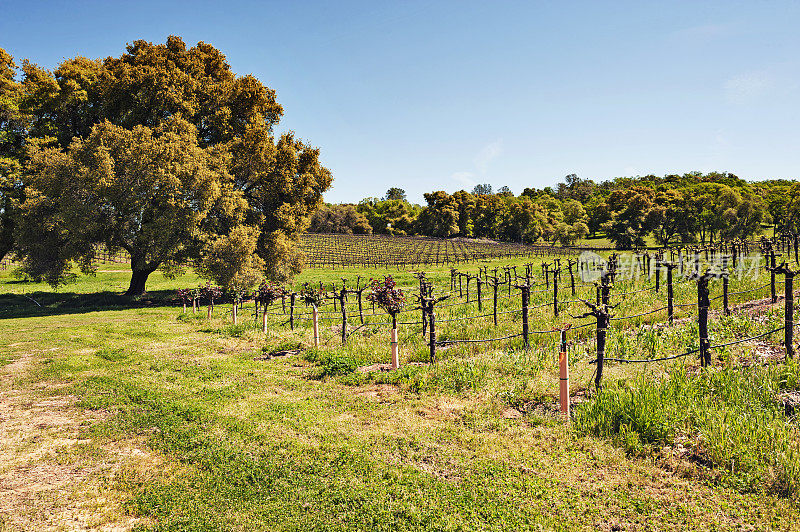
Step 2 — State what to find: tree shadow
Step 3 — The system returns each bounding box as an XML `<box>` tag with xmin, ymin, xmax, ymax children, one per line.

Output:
<box><xmin>0</xmin><ymin>290</ymin><xmax>181</xmax><ymax>319</ymax></box>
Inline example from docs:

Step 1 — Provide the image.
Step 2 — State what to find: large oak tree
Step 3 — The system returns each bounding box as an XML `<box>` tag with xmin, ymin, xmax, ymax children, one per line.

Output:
<box><xmin>11</xmin><ymin>37</ymin><xmax>331</xmax><ymax>294</ymax></box>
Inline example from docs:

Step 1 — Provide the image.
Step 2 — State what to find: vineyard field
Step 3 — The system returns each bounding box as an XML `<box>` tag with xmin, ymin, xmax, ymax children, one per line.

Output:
<box><xmin>2</xmin><ymin>242</ymin><xmax>800</xmax><ymax>530</ymax></box>
<box><xmin>300</xmin><ymin>233</ymin><xmax>577</xmax><ymax>267</ymax></box>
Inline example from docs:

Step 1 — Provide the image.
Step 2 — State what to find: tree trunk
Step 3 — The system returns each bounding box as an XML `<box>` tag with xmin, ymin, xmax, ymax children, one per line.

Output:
<box><xmin>125</xmin><ymin>269</ymin><xmax>152</xmax><ymax>296</ymax></box>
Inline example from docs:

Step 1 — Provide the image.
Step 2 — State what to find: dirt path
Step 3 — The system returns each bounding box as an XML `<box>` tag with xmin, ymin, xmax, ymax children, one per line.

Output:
<box><xmin>0</xmin><ymin>351</ymin><xmax>149</xmax><ymax>531</ymax></box>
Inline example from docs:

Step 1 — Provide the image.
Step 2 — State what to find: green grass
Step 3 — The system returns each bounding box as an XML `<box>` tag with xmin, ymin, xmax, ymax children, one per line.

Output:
<box><xmin>573</xmin><ymin>362</ymin><xmax>800</xmax><ymax>497</ymax></box>
<box><xmin>2</xmin><ymin>256</ymin><xmax>800</xmax><ymax>530</ymax></box>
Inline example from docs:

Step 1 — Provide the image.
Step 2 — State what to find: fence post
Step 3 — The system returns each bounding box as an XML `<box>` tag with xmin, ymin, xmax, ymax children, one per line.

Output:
<box><xmin>391</xmin><ymin>326</ymin><xmax>400</xmax><ymax>369</ymax></box>
<box><xmin>698</xmin><ymin>274</ymin><xmax>711</xmax><ymax>367</ymax></box>
<box><xmin>786</xmin><ymin>268</ymin><xmax>794</xmax><ymax>359</ymax></box>
<box><xmin>723</xmin><ymin>274</ymin><xmax>730</xmax><ymax>316</ymax></box>
<box><xmin>493</xmin><ymin>279</ymin><xmax>499</xmax><ymax>326</ymax></box>
<box><xmin>340</xmin><ymin>289</ymin><xmax>348</xmax><ymax>344</ymax></box>
<box><xmin>312</xmin><ymin>306</ymin><xmax>320</xmax><ymax>347</ymax></box>
<box><xmin>770</xmin><ymin>248</ymin><xmax>778</xmax><ymax>303</ymax></box>
<box><xmin>553</xmin><ymin>269</ymin><xmax>559</xmax><ymax>317</ymax></box>
<box><xmin>559</xmin><ymin>328</ymin><xmax>569</xmax><ymax>418</ymax></box>
<box><xmin>667</xmin><ymin>263</ymin><xmax>674</xmax><ymax>325</ymax></box>
<box><xmin>655</xmin><ymin>260</ymin><xmax>660</xmax><ymax>293</ymax></box>
<box><xmin>595</xmin><ymin>310</ymin><xmax>608</xmax><ymax>392</ymax></box>
<box><xmin>290</xmin><ymin>293</ymin><xmax>296</xmax><ymax>330</ymax></box>
<box><xmin>429</xmin><ymin>302</ymin><xmax>437</xmax><ymax>364</ymax></box>
<box><xmin>521</xmin><ymin>284</ymin><xmax>530</xmax><ymax>348</ymax></box>
<box><xmin>568</xmin><ymin>260</ymin><xmax>576</xmax><ymax>296</ymax></box>
<box><xmin>477</xmin><ymin>278</ymin><xmax>483</xmax><ymax>312</ymax></box>
<box><xmin>776</xmin><ymin>263</ymin><xmax>795</xmax><ymax>359</ymax></box>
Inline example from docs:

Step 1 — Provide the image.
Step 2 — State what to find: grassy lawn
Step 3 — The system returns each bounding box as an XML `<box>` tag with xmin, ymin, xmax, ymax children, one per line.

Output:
<box><xmin>2</xmin><ymin>259</ymin><xmax>800</xmax><ymax>530</ymax></box>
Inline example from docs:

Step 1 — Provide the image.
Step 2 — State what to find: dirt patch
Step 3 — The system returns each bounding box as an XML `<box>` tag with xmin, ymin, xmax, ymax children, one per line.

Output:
<box><xmin>357</xmin><ymin>362</ymin><xmax>427</xmax><ymax>373</ymax></box>
<box><xmin>0</xmin><ymin>352</ymin><xmax>154</xmax><ymax>531</ymax></box>
<box><xmin>777</xmin><ymin>390</ymin><xmax>800</xmax><ymax>416</ymax></box>
<box><xmin>254</xmin><ymin>349</ymin><xmax>303</xmax><ymax>361</ymax></box>
<box><xmin>352</xmin><ymin>384</ymin><xmax>403</xmax><ymax>404</ymax></box>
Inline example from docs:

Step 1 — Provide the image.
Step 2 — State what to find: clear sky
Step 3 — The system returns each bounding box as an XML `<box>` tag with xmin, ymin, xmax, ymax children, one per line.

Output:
<box><xmin>2</xmin><ymin>1</ymin><xmax>799</xmax><ymax>203</ymax></box>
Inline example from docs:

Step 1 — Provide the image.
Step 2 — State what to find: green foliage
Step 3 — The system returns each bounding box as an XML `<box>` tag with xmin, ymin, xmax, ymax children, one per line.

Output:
<box><xmin>384</xmin><ymin>187</ymin><xmax>406</xmax><ymax>201</ymax></box>
<box><xmin>10</xmin><ymin>37</ymin><xmax>332</xmax><ymax>293</ymax></box>
<box><xmin>309</xmin><ymin>203</ymin><xmax>372</xmax><ymax>234</ymax></box>
<box><xmin>196</xmin><ymin>225</ymin><xmax>265</xmax><ymax>296</ymax></box>
<box><xmin>574</xmin><ymin>363</ymin><xmax>800</xmax><ymax>496</ymax></box>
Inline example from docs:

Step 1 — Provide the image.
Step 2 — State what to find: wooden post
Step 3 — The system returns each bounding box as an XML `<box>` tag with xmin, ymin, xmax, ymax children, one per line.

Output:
<box><xmin>786</xmin><ymin>269</ymin><xmax>794</xmax><ymax>359</ymax></box>
<box><xmin>595</xmin><ymin>311</ymin><xmax>608</xmax><ymax>392</ymax></box>
<box><xmin>492</xmin><ymin>279</ymin><xmax>499</xmax><ymax>326</ymax></box>
<box><xmin>477</xmin><ymin>278</ymin><xmax>483</xmax><ymax>312</ymax></box>
<box><xmin>182</xmin><ymin>301</ymin><xmax>186</xmax><ymax>313</ymax></box>
<box><xmin>262</xmin><ymin>303</ymin><xmax>268</xmax><ymax>333</ymax></box>
<box><xmin>312</xmin><ymin>306</ymin><xmax>320</xmax><ymax>347</ymax></box>
<box><xmin>698</xmin><ymin>274</ymin><xmax>711</xmax><ymax>367</ymax></box>
<box><xmin>340</xmin><ymin>289</ymin><xmax>347</xmax><ymax>344</ymax></box>
<box><xmin>569</xmin><ymin>260</ymin><xmax>576</xmax><ymax>296</ymax></box>
<box><xmin>391</xmin><ymin>323</ymin><xmax>400</xmax><ymax>369</ymax></box>
<box><xmin>521</xmin><ymin>284</ymin><xmax>530</xmax><ymax>349</ymax></box>
<box><xmin>233</xmin><ymin>301</ymin><xmax>238</xmax><ymax>325</ymax></box>
<box><xmin>770</xmin><ymin>249</ymin><xmax>777</xmax><ymax>303</ymax></box>
<box><xmin>655</xmin><ymin>260</ymin><xmax>660</xmax><ymax>293</ymax></box>
<box><xmin>723</xmin><ymin>274</ymin><xmax>730</xmax><ymax>316</ymax></box>
<box><xmin>667</xmin><ymin>264</ymin><xmax>674</xmax><ymax>325</ymax></box>
<box><xmin>429</xmin><ymin>304</ymin><xmax>436</xmax><ymax>364</ymax></box>
<box><xmin>776</xmin><ymin>264</ymin><xmax>795</xmax><ymax>359</ymax></box>
<box><xmin>290</xmin><ymin>293</ymin><xmax>296</xmax><ymax>331</ymax></box>
<box><xmin>559</xmin><ymin>328</ymin><xmax>569</xmax><ymax>418</ymax></box>
<box><xmin>553</xmin><ymin>269</ymin><xmax>559</xmax><ymax>317</ymax></box>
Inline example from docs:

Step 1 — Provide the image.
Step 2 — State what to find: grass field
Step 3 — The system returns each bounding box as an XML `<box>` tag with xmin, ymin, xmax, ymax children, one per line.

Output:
<box><xmin>2</xmin><ymin>256</ymin><xmax>800</xmax><ymax>531</ymax></box>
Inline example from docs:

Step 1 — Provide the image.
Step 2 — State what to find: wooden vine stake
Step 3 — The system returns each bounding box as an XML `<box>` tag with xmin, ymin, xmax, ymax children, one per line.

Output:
<box><xmin>775</xmin><ymin>262</ymin><xmax>795</xmax><ymax>359</ymax></box>
<box><xmin>368</xmin><ymin>276</ymin><xmax>406</xmax><ymax>370</ymax></box>
<box><xmin>559</xmin><ymin>327</ymin><xmax>571</xmax><ymax>419</ymax></box>
<box><xmin>313</xmin><ymin>307</ymin><xmax>320</xmax><ymax>347</ymax></box>
<box><xmin>300</xmin><ymin>284</ymin><xmax>326</xmax><ymax>347</ymax></box>
<box><xmin>257</xmin><ymin>284</ymin><xmax>288</xmax><ymax>336</ymax></box>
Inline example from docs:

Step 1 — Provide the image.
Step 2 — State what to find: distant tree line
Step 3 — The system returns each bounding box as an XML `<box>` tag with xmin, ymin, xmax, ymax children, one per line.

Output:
<box><xmin>310</xmin><ymin>173</ymin><xmax>800</xmax><ymax>249</ymax></box>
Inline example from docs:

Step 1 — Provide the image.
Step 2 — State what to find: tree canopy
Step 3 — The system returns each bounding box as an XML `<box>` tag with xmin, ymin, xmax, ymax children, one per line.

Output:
<box><xmin>3</xmin><ymin>37</ymin><xmax>331</xmax><ymax>294</ymax></box>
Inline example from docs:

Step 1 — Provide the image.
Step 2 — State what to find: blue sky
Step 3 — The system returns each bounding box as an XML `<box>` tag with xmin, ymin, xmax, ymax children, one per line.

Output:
<box><xmin>2</xmin><ymin>1</ymin><xmax>799</xmax><ymax>203</ymax></box>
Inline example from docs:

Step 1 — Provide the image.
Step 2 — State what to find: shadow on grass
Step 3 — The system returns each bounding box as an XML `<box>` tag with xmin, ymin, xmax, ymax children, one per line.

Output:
<box><xmin>0</xmin><ymin>290</ymin><xmax>181</xmax><ymax>319</ymax></box>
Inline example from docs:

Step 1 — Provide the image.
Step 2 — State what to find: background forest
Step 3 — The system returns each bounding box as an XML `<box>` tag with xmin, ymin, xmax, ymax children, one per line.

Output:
<box><xmin>310</xmin><ymin>173</ymin><xmax>800</xmax><ymax>249</ymax></box>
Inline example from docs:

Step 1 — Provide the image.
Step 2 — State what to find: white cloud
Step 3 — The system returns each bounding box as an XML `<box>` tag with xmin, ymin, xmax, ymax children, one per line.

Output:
<box><xmin>474</xmin><ymin>138</ymin><xmax>503</xmax><ymax>174</ymax></box>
